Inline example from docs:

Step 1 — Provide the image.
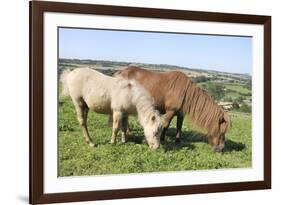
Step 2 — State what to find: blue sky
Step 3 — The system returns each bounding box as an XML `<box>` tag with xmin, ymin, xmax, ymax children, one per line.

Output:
<box><xmin>59</xmin><ymin>27</ymin><xmax>252</xmax><ymax>74</ymax></box>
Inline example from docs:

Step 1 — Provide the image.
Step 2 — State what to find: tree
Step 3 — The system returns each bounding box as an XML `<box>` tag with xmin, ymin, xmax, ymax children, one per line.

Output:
<box><xmin>205</xmin><ymin>83</ymin><xmax>225</xmax><ymax>101</ymax></box>
<box><xmin>239</xmin><ymin>103</ymin><xmax>251</xmax><ymax>113</ymax></box>
<box><xmin>244</xmin><ymin>79</ymin><xmax>252</xmax><ymax>90</ymax></box>
<box><xmin>232</xmin><ymin>101</ymin><xmax>240</xmax><ymax>109</ymax></box>
<box><xmin>224</xmin><ymin>97</ymin><xmax>233</xmax><ymax>102</ymax></box>
<box><xmin>193</xmin><ymin>76</ymin><xmax>210</xmax><ymax>83</ymax></box>
<box><xmin>236</xmin><ymin>96</ymin><xmax>245</xmax><ymax>103</ymax></box>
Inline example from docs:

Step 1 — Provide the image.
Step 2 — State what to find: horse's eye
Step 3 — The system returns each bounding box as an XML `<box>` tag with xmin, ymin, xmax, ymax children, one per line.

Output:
<box><xmin>151</xmin><ymin>115</ymin><xmax>156</xmax><ymax>121</ymax></box>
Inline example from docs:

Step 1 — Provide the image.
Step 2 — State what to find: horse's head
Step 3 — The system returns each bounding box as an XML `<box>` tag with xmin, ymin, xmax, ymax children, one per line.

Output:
<box><xmin>143</xmin><ymin>113</ymin><xmax>163</xmax><ymax>150</ymax></box>
<box><xmin>208</xmin><ymin>113</ymin><xmax>231</xmax><ymax>152</ymax></box>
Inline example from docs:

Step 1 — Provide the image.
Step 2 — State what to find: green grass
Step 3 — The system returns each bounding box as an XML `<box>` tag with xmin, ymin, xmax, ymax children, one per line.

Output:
<box><xmin>224</xmin><ymin>83</ymin><xmax>251</xmax><ymax>100</ymax></box>
<box><xmin>198</xmin><ymin>82</ymin><xmax>251</xmax><ymax>101</ymax></box>
<box><xmin>224</xmin><ymin>91</ymin><xmax>241</xmax><ymax>99</ymax></box>
<box><xmin>58</xmin><ymin>95</ymin><xmax>252</xmax><ymax>176</ymax></box>
<box><xmin>224</xmin><ymin>83</ymin><xmax>250</xmax><ymax>94</ymax></box>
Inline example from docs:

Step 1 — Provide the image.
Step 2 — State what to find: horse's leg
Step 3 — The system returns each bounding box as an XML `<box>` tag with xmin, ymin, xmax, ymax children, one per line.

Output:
<box><xmin>175</xmin><ymin>115</ymin><xmax>184</xmax><ymax>143</ymax></box>
<box><xmin>125</xmin><ymin>117</ymin><xmax>130</xmax><ymax>136</ymax></box>
<box><xmin>160</xmin><ymin>110</ymin><xmax>175</xmax><ymax>142</ymax></box>
<box><xmin>108</xmin><ymin>114</ymin><xmax>113</xmax><ymax>126</ymax></box>
<box><xmin>73</xmin><ymin>99</ymin><xmax>94</xmax><ymax>147</ymax></box>
<box><xmin>121</xmin><ymin>116</ymin><xmax>128</xmax><ymax>144</ymax></box>
<box><xmin>110</xmin><ymin>111</ymin><xmax>122</xmax><ymax>144</ymax></box>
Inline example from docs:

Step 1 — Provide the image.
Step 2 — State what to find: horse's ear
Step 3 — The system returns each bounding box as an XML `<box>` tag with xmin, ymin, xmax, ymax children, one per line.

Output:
<box><xmin>219</xmin><ymin>118</ymin><xmax>228</xmax><ymax>133</ymax></box>
<box><xmin>219</xmin><ymin>116</ymin><xmax>225</xmax><ymax>124</ymax></box>
<box><xmin>151</xmin><ymin>115</ymin><xmax>156</xmax><ymax>121</ymax></box>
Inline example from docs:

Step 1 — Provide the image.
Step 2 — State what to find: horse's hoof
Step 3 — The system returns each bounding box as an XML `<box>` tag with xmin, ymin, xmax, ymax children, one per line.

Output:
<box><xmin>89</xmin><ymin>143</ymin><xmax>95</xmax><ymax>147</ymax></box>
<box><xmin>175</xmin><ymin>138</ymin><xmax>181</xmax><ymax>143</ymax></box>
<box><xmin>121</xmin><ymin>141</ymin><xmax>126</xmax><ymax>144</ymax></box>
<box><xmin>110</xmin><ymin>140</ymin><xmax>116</xmax><ymax>145</ymax></box>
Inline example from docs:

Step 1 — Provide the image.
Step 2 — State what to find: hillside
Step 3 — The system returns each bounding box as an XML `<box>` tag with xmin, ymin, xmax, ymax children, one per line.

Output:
<box><xmin>59</xmin><ymin>58</ymin><xmax>252</xmax><ymax>111</ymax></box>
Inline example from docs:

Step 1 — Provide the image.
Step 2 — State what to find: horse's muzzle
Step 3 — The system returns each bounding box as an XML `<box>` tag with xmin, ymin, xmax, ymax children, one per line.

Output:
<box><xmin>149</xmin><ymin>143</ymin><xmax>160</xmax><ymax>150</ymax></box>
<box><xmin>213</xmin><ymin>143</ymin><xmax>225</xmax><ymax>152</ymax></box>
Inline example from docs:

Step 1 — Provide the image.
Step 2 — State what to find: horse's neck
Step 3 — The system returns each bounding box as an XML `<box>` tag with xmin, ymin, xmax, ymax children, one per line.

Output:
<box><xmin>133</xmin><ymin>90</ymin><xmax>154</xmax><ymax>125</ymax></box>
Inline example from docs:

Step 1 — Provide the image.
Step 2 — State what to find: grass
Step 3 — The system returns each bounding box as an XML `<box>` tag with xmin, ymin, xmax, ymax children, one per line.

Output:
<box><xmin>198</xmin><ymin>82</ymin><xmax>251</xmax><ymax>101</ymax></box>
<box><xmin>224</xmin><ymin>83</ymin><xmax>250</xmax><ymax>94</ymax></box>
<box><xmin>224</xmin><ymin>83</ymin><xmax>251</xmax><ymax>100</ymax></box>
<box><xmin>58</xmin><ymin>95</ymin><xmax>252</xmax><ymax>177</ymax></box>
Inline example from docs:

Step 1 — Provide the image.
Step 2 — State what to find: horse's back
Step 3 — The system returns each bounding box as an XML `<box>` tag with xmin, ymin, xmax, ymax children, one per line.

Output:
<box><xmin>69</xmin><ymin>67</ymin><xmax>113</xmax><ymax>86</ymax></box>
<box><xmin>117</xmin><ymin>66</ymin><xmax>190</xmax><ymax>113</ymax></box>
<box><xmin>69</xmin><ymin>67</ymin><xmax>109</xmax><ymax>81</ymax></box>
<box><xmin>66</xmin><ymin>68</ymin><xmax>113</xmax><ymax>112</ymax></box>
<box><xmin>119</xmin><ymin>66</ymin><xmax>188</xmax><ymax>85</ymax></box>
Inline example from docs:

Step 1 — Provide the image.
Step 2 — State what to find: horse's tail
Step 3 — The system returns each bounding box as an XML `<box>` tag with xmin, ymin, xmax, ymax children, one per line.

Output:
<box><xmin>60</xmin><ymin>69</ymin><xmax>71</xmax><ymax>96</ymax></box>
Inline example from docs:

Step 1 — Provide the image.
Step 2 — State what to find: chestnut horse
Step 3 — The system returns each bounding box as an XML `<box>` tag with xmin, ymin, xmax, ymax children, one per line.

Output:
<box><xmin>115</xmin><ymin>66</ymin><xmax>231</xmax><ymax>152</ymax></box>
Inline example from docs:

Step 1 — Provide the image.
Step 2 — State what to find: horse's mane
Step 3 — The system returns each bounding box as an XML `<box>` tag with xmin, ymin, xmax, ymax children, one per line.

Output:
<box><xmin>166</xmin><ymin>72</ymin><xmax>231</xmax><ymax>136</ymax></box>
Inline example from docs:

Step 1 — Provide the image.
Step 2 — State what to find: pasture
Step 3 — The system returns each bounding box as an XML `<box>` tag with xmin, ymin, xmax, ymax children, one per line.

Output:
<box><xmin>58</xmin><ymin>92</ymin><xmax>251</xmax><ymax>176</ymax></box>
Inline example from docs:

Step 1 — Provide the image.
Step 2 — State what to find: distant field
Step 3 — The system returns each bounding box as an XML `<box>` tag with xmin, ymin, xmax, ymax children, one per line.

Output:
<box><xmin>59</xmin><ymin>93</ymin><xmax>252</xmax><ymax>176</ymax></box>
<box><xmin>198</xmin><ymin>82</ymin><xmax>251</xmax><ymax>102</ymax></box>
<box><xmin>224</xmin><ymin>83</ymin><xmax>250</xmax><ymax>94</ymax></box>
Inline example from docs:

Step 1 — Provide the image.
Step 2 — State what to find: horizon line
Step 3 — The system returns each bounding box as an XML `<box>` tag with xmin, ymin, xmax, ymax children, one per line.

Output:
<box><xmin>59</xmin><ymin>57</ymin><xmax>252</xmax><ymax>76</ymax></box>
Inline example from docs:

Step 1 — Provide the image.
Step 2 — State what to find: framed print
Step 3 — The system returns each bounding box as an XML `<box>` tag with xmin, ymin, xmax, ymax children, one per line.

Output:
<box><xmin>29</xmin><ymin>0</ymin><xmax>271</xmax><ymax>204</ymax></box>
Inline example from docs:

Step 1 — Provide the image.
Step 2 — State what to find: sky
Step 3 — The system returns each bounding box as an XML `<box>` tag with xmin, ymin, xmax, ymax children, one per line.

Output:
<box><xmin>59</xmin><ymin>27</ymin><xmax>252</xmax><ymax>74</ymax></box>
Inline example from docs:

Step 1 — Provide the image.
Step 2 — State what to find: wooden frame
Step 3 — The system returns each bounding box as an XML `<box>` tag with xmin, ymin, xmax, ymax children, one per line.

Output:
<box><xmin>30</xmin><ymin>1</ymin><xmax>271</xmax><ymax>204</ymax></box>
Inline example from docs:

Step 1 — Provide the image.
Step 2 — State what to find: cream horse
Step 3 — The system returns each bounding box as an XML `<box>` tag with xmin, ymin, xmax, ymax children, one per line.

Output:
<box><xmin>60</xmin><ymin>68</ymin><xmax>163</xmax><ymax>149</ymax></box>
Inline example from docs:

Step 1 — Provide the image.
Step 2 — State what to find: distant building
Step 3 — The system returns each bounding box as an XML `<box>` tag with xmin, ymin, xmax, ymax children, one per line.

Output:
<box><xmin>218</xmin><ymin>102</ymin><xmax>233</xmax><ymax>110</ymax></box>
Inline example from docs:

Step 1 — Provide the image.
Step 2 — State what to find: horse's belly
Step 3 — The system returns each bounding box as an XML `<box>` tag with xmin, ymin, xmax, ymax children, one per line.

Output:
<box><xmin>91</xmin><ymin>105</ymin><xmax>112</xmax><ymax>114</ymax></box>
<box><xmin>89</xmin><ymin>99</ymin><xmax>112</xmax><ymax>114</ymax></box>
<box><xmin>86</xmin><ymin>91</ymin><xmax>112</xmax><ymax>114</ymax></box>
<box><xmin>123</xmin><ymin>106</ymin><xmax>137</xmax><ymax>115</ymax></box>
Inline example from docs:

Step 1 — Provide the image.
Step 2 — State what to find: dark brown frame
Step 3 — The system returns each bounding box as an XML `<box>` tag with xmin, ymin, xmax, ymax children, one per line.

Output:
<box><xmin>30</xmin><ymin>1</ymin><xmax>271</xmax><ymax>204</ymax></box>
